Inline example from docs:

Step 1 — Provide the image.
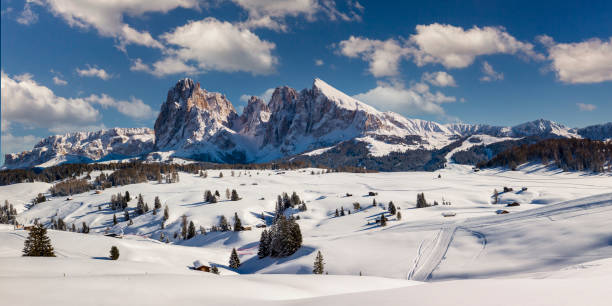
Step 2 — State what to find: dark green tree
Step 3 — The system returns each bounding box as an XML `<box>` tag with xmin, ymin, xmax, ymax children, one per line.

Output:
<box><xmin>257</xmin><ymin>229</ymin><xmax>270</xmax><ymax>258</ymax></box>
<box><xmin>229</xmin><ymin>248</ymin><xmax>241</xmax><ymax>269</ymax></box>
<box><xmin>233</xmin><ymin>212</ymin><xmax>242</xmax><ymax>231</ymax></box>
<box><xmin>313</xmin><ymin>251</ymin><xmax>324</xmax><ymax>274</ymax></box>
<box><xmin>187</xmin><ymin>220</ymin><xmax>196</xmax><ymax>239</ymax></box>
<box><xmin>22</xmin><ymin>224</ymin><xmax>55</xmax><ymax>257</ymax></box>
<box><xmin>109</xmin><ymin>246</ymin><xmax>120</xmax><ymax>260</ymax></box>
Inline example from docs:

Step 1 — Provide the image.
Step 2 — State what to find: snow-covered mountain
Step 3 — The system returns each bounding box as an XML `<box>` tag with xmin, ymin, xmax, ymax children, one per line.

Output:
<box><xmin>3</xmin><ymin>128</ymin><xmax>154</xmax><ymax>169</ymax></box>
<box><xmin>4</xmin><ymin>77</ymin><xmax>607</xmax><ymax>169</ymax></box>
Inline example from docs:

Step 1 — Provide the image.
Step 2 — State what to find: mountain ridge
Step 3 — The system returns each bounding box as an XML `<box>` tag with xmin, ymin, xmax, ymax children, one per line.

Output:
<box><xmin>3</xmin><ymin>78</ymin><xmax>610</xmax><ymax>169</ymax></box>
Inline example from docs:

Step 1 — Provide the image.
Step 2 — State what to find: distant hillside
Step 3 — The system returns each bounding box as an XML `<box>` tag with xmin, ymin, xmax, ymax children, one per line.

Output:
<box><xmin>477</xmin><ymin>138</ymin><xmax>612</xmax><ymax>173</ymax></box>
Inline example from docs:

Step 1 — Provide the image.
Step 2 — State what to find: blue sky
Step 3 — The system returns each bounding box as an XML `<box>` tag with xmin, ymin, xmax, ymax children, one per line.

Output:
<box><xmin>1</xmin><ymin>0</ymin><xmax>611</xmax><ymax>161</ymax></box>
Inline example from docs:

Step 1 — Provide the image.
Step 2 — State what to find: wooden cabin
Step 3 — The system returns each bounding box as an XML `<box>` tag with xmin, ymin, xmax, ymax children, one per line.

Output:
<box><xmin>193</xmin><ymin>260</ymin><xmax>210</xmax><ymax>272</ymax></box>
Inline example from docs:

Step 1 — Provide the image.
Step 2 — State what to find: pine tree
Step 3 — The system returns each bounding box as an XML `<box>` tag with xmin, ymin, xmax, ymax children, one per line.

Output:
<box><xmin>233</xmin><ymin>212</ymin><xmax>242</xmax><ymax>231</ymax></box>
<box><xmin>124</xmin><ymin>210</ymin><xmax>130</xmax><ymax>221</ymax></box>
<box><xmin>82</xmin><ymin>222</ymin><xmax>90</xmax><ymax>233</ymax></box>
<box><xmin>229</xmin><ymin>248</ymin><xmax>241</xmax><ymax>269</ymax></box>
<box><xmin>109</xmin><ymin>246</ymin><xmax>119</xmax><ymax>260</ymax></box>
<box><xmin>113</xmin><ymin>214</ymin><xmax>117</xmax><ymax>225</ymax></box>
<box><xmin>340</xmin><ymin>207</ymin><xmax>345</xmax><ymax>216</ymax></box>
<box><xmin>163</xmin><ymin>205</ymin><xmax>169</xmax><ymax>221</ymax></box>
<box><xmin>388</xmin><ymin>201</ymin><xmax>397</xmax><ymax>215</ymax></box>
<box><xmin>225</xmin><ymin>188</ymin><xmax>231</xmax><ymax>200</ymax></box>
<box><xmin>231</xmin><ymin>189</ymin><xmax>240</xmax><ymax>201</ymax></box>
<box><xmin>215</xmin><ymin>190</ymin><xmax>220</xmax><ymax>197</ymax></box>
<box><xmin>210</xmin><ymin>265</ymin><xmax>219</xmax><ymax>274</ymax></box>
<box><xmin>22</xmin><ymin>224</ymin><xmax>55</xmax><ymax>257</ymax></box>
<box><xmin>257</xmin><ymin>229</ymin><xmax>270</xmax><ymax>258</ymax></box>
<box><xmin>124</xmin><ymin>191</ymin><xmax>131</xmax><ymax>202</ymax></box>
<box><xmin>335</xmin><ymin>209</ymin><xmax>339</xmax><ymax>217</ymax></box>
<box><xmin>380</xmin><ymin>213</ymin><xmax>387</xmax><ymax>226</ymax></box>
<box><xmin>219</xmin><ymin>172</ymin><xmax>223</xmax><ymax>178</ymax></box>
<box><xmin>219</xmin><ymin>215</ymin><xmax>229</xmax><ymax>231</ymax></box>
<box><xmin>313</xmin><ymin>251</ymin><xmax>324</xmax><ymax>274</ymax></box>
<box><xmin>416</xmin><ymin>193</ymin><xmax>429</xmax><ymax>208</ymax></box>
<box><xmin>154</xmin><ymin>196</ymin><xmax>162</xmax><ymax>210</ymax></box>
<box><xmin>137</xmin><ymin>194</ymin><xmax>145</xmax><ymax>215</ymax></box>
<box><xmin>181</xmin><ymin>215</ymin><xmax>188</xmax><ymax>239</ymax></box>
<box><xmin>397</xmin><ymin>211</ymin><xmax>402</xmax><ymax>220</ymax></box>
<box><xmin>187</xmin><ymin>220</ymin><xmax>196</xmax><ymax>239</ymax></box>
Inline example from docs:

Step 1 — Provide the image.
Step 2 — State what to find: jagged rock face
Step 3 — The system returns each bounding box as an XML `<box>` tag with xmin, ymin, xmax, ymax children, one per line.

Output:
<box><xmin>154</xmin><ymin>78</ymin><xmax>238</xmax><ymax>151</ymax></box>
<box><xmin>3</xmin><ymin>128</ymin><xmax>154</xmax><ymax>169</ymax></box>
<box><xmin>235</xmin><ymin>96</ymin><xmax>270</xmax><ymax>138</ymax></box>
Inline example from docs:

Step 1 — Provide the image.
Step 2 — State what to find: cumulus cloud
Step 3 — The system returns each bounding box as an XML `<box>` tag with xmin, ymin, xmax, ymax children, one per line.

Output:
<box><xmin>410</xmin><ymin>23</ymin><xmax>544</xmax><ymax>68</ymax></box>
<box><xmin>315</xmin><ymin>59</ymin><xmax>324</xmax><ymax>66</ymax></box>
<box><xmin>1</xmin><ymin>71</ymin><xmax>99</xmax><ymax>129</ymax></box>
<box><xmin>52</xmin><ymin>76</ymin><xmax>68</xmax><ymax>85</ymax></box>
<box><xmin>76</xmin><ymin>66</ymin><xmax>112</xmax><ymax>80</ymax></box>
<box><xmin>354</xmin><ymin>81</ymin><xmax>456</xmax><ymax>116</ymax></box>
<box><xmin>422</xmin><ymin>71</ymin><xmax>456</xmax><ymax>87</ymax></box>
<box><xmin>538</xmin><ymin>35</ymin><xmax>612</xmax><ymax>84</ymax></box>
<box><xmin>235</xmin><ymin>0</ymin><xmax>363</xmax><ymax>31</ymax></box>
<box><xmin>480</xmin><ymin>61</ymin><xmax>504</xmax><ymax>82</ymax></box>
<box><xmin>576</xmin><ymin>103</ymin><xmax>597</xmax><ymax>112</ymax></box>
<box><xmin>32</xmin><ymin>0</ymin><xmax>199</xmax><ymax>49</ymax></box>
<box><xmin>338</xmin><ymin>36</ymin><xmax>411</xmax><ymax>77</ymax></box>
<box><xmin>136</xmin><ymin>18</ymin><xmax>277</xmax><ymax>77</ymax></box>
<box><xmin>85</xmin><ymin>94</ymin><xmax>155</xmax><ymax>119</ymax></box>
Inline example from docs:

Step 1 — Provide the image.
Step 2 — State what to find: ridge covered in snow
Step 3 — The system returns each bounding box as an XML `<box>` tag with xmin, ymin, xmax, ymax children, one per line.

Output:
<box><xmin>4</xmin><ymin>77</ymin><xmax>610</xmax><ymax>169</ymax></box>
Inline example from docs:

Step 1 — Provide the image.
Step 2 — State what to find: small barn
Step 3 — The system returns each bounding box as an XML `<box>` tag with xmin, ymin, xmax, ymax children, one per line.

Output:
<box><xmin>193</xmin><ymin>260</ymin><xmax>210</xmax><ymax>272</ymax></box>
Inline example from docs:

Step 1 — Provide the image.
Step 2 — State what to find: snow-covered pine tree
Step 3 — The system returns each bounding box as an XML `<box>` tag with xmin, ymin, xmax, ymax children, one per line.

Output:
<box><xmin>313</xmin><ymin>251</ymin><xmax>324</xmax><ymax>274</ymax></box>
<box><xmin>22</xmin><ymin>224</ymin><xmax>55</xmax><ymax>257</ymax></box>
<box><xmin>233</xmin><ymin>213</ymin><xmax>242</xmax><ymax>231</ymax></box>
<box><xmin>229</xmin><ymin>248</ymin><xmax>240</xmax><ymax>269</ymax></box>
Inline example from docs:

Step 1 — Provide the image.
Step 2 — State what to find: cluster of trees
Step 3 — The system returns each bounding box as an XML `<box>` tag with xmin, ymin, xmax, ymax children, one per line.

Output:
<box><xmin>50</xmin><ymin>217</ymin><xmax>90</xmax><ymax>233</ymax></box>
<box><xmin>32</xmin><ymin>193</ymin><xmax>46</xmax><ymax>205</ymax></box>
<box><xmin>478</xmin><ymin>138</ymin><xmax>612</xmax><ymax>173</ymax></box>
<box><xmin>416</xmin><ymin>193</ymin><xmax>429</xmax><ymax>208</ymax></box>
<box><xmin>334</xmin><ymin>207</ymin><xmax>351</xmax><ymax>217</ymax></box>
<box><xmin>204</xmin><ymin>190</ymin><xmax>220</xmax><ymax>203</ymax></box>
<box><xmin>257</xmin><ymin>216</ymin><xmax>302</xmax><ymax>258</ymax></box>
<box><xmin>110</xmin><ymin>192</ymin><xmax>130</xmax><ymax>210</ymax></box>
<box><xmin>274</xmin><ymin>192</ymin><xmax>306</xmax><ymax>220</ymax></box>
<box><xmin>0</xmin><ymin>200</ymin><xmax>17</xmax><ymax>224</ymax></box>
<box><xmin>49</xmin><ymin>178</ymin><xmax>92</xmax><ymax>196</ymax></box>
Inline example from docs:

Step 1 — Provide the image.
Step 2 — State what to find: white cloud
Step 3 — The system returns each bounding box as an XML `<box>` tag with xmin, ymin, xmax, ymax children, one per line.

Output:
<box><xmin>76</xmin><ymin>66</ymin><xmax>112</xmax><ymax>80</ymax></box>
<box><xmin>1</xmin><ymin>132</ymin><xmax>39</xmax><ymax>156</ymax></box>
<box><xmin>235</xmin><ymin>0</ymin><xmax>363</xmax><ymax>31</ymax></box>
<box><xmin>315</xmin><ymin>59</ymin><xmax>324</xmax><ymax>66</ymax></box>
<box><xmin>240</xmin><ymin>88</ymin><xmax>275</xmax><ymax>103</ymax></box>
<box><xmin>85</xmin><ymin>94</ymin><xmax>155</xmax><ymax>119</ymax></box>
<box><xmin>576</xmin><ymin>103</ymin><xmax>597</xmax><ymax>112</ymax></box>
<box><xmin>422</xmin><ymin>71</ymin><xmax>456</xmax><ymax>87</ymax></box>
<box><xmin>1</xmin><ymin>71</ymin><xmax>100</xmax><ymax>129</ymax></box>
<box><xmin>338</xmin><ymin>36</ymin><xmax>411</xmax><ymax>77</ymax></box>
<box><xmin>480</xmin><ymin>61</ymin><xmax>504</xmax><ymax>82</ymax></box>
<box><xmin>538</xmin><ymin>35</ymin><xmax>612</xmax><ymax>84</ymax></box>
<box><xmin>34</xmin><ymin>0</ymin><xmax>199</xmax><ymax>49</ymax></box>
<box><xmin>137</xmin><ymin>18</ymin><xmax>277</xmax><ymax>77</ymax></box>
<box><xmin>52</xmin><ymin>76</ymin><xmax>68</xmax><ymax>85</ymax></box>
<box><xmin>410</xmin><ymin>23</ymin><xmax>544</xmax><ymax>68</ymax></box>
<box><xmin>17</xmin><ymin>1</ymin><xmax>39</xmax><ymax>25</ymax></box>
<box><xmin>354</xmin><ymin>81</ymin><xmax>456</xmax><ymax>116</ymax></box>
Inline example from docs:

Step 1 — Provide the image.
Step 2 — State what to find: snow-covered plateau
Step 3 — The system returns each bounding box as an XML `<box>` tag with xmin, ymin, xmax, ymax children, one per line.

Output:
<box><xmin>1</xmin><ymin>163</ymin><xmax>611</xmax><ymax>305</ymax></box>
